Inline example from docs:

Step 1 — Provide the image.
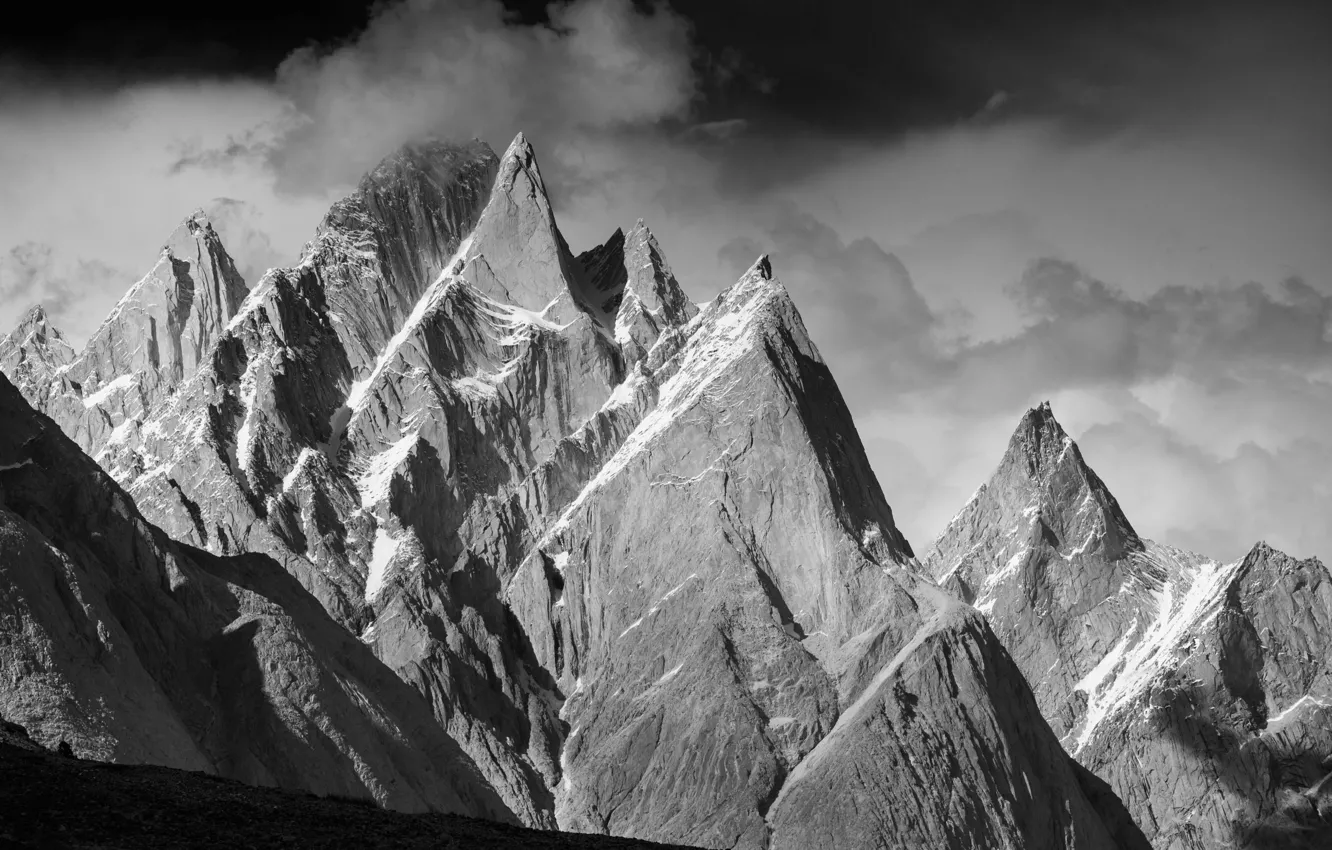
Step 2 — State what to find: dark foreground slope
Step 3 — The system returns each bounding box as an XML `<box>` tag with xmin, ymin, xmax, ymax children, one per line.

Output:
<box><xmin>0</xmin><ymin>368</ymin><xmax>508</xmax><ymax>818</ymax></box>
<box><xmin>0</xmin><ymin>722</ymin><xmax>691</xmax><ymax>850</ymax></box>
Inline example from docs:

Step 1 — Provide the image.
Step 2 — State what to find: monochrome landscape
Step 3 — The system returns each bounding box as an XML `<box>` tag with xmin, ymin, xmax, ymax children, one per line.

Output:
<box><xmin>2</xmin><ymin>1</ymin><xmax>1330</xmax><ymax>848</ymax></box>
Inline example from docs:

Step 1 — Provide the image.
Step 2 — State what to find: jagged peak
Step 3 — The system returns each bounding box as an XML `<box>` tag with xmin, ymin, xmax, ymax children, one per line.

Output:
<box><xmin>743</xmin><ymin>254</ymin><xmax>775</xmax><ymax>283</ymax></box>
<box><xmin>620</xmin><ymin>220</ymin><xmax>694</xmax><ymax>321</ymax></box>
<box><xmin>492</xmin><ymin>131</ymin><xmax>551</xmax><ymax>202</ymax></box>
<box><xmin>13</xmin><ymin>303</ymin><xmax>51</xmax><ymax>329</ymax></box>
<box><xmin>1237</xmin><ymin>539</ymin><xmax>1309</xmax><ymax>569</ymax></box>
<box><xmin>1001</xmin><ymin>400</ymin><xmax>1084</xmax><ymax>478</ymax></box>
<box><xmin>1229</xmin><ymin>539</ymin><xmax>1331</xmax><ymax>596</ymax></box>
<box><xmin>2</xmin><ymin>304</ymin><xmax>72</xmax><ymax>354</ymax></box>
<box><xmin>161</xmin><ymin>209</ymin><xmax>220</xmax><ymax>257</ymax></box>
<box><xmin>502</xmin><ymin>131</ymin><xmax>533</xmax><ymax>163</ymax></box>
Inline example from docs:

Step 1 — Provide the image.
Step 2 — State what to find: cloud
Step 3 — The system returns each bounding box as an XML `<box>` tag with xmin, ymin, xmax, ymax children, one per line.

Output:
<box><xmin>0</xmin><ymin>242</ymin><xmax>128</xmax><ymax>333</ymax></box>
<box><xmin>1079</xmin><ymin>409</ymin><xmax>1332</xmax><ymax>562</ymax></box>
<box><xmin>201</xmin><ymin>198</ymin><xmax>289</xmax><ymax>285</ymax></box>
<box><xmin>717</xmin><ymin>205</ymin><xmax>961</xmax><ymax>394</ymax></box>
<box><xmin>936</xmin><ymin>260</ymin><xmax>1332</xmax><ymax>411</ymax></box>
<box><xmin>232</xmin><ymin>0</ymin><xmax>699</xmax><ymax>195</ymax></box>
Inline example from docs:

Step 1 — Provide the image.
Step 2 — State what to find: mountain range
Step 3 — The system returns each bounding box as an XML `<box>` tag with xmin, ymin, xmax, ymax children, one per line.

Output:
<box><xmin>1</xmin><ymin>133</ymin><xmax>1327</xmax><ymax>849</ymax></box>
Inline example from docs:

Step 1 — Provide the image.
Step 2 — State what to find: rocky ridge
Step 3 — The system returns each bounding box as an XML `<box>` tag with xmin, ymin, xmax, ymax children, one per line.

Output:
<box><xmin>4</xmin><ymin>135</ymin><xmax>1145</xmax><ymax>848</ymax></box>
<box><xmin>0</xmin><ymin>212</ymin><xmax>249</xmax><ymax>459</ymax></box>
<box><xmin>0</xmin><ymin>369</ymin><xmax>508</xmax><ymax>819</ymax></box>
<box><xmin>926</xmin><ymin>403</ymin><xmax>1332</xmax><ymax>849</ymax></box>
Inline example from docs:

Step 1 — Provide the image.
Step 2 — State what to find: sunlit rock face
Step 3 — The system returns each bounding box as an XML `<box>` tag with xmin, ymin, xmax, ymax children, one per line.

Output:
<box><xmin>926</xmin><ymin>404</ymin><xmax>1332</xmax><ymax>849</ymax></box>
<box><xmin>3</xmin><ymin>134</ymin><xmax>1141</xmax><ymax>848</ymax></box>
<box><xmin>0</xmin><ymin>213</ymin><xmax>248</xmax><ymax>458</ymax></box>
<box><xmin>0</xmin><ymin>305</ymin><xmax>76</xmax><ymax>401</ymax></box>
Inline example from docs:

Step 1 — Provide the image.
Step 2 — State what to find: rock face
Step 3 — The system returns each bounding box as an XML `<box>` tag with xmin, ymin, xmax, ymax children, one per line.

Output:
<box><xmin>925</xmin><ymin>403</ymin><xmax>1332</xmax><ymax>849</ymax></box>
<box><xmin>0</xmin><ymin>305</ymin><xmax>77</xmax><ymax>401</ymax></box>
<box><xmin>0</xmin><ymin>212</ymin><xmax>249</xmax><ymax>459</ymax></box>
<box><xmin>3</xmin><ymin>135</ymin><xmax>1142</xmax><ymax>847</ymax></box>
<box><xmin>0</xmin><ymin>370</ymin><xmax>509</xmax><ymax>819</ymax></box>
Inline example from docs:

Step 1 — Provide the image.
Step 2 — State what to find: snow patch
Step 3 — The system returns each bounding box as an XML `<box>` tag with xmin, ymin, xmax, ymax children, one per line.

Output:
<box><xmin>81</xmin><ymin>373</ymin><xmax>137</xmax><ymax>409</ymax></box>
<box><xmin>235</xmin><ymin>357</ymin><xmax>262</xmax><ymax>472</ymax></box>
<box><xmin>546</xmin><ymin>286</ymin><xmax>773</xmax><ymax>538</ymax></box>
<box><xmin>0</xmin><ymin>459</ymin><xmax>33</xmax><ymax>472</ymax></box>
<box><xmin>657</xmin><ymin>663</ymin><xmax>683</xmax><ymax>685</ymax></box>
<box><xmin>106</xmin><ymin>418</ymin><xmax>137</xmax><ymax>446</ymax></box>
<box><xmin>282</xmin><ymin>448</ymin><xmax>318</xmax><ymax>493</ymax></box>
<box><xmin>346</xmin><ymin>236</ymin><xmax>474</xmax><ymax>417</ymax></box>
<box><xmin>618</xmin><ymin>616</ymin><xmax>645</xmax><ymax>639</ymax></box>
<box><xmin>1070</xmin><ymin>554</ymin><xmax>1238</xmax><ymax>754</ymax></box>
<box><xmin>357</xmin><ymin>433</ymin><xmax>419</xmax><ymax>509</ymax></box>
<box><xmin>365</xmin><ymin>527</ymin><xmax>400</xmax><ymax>602</ymax></box>
<box><xmin>767</xmin><ymin>716</ymin><xmax>796</xmax><ymax>729</ymax></box>
<box><xmin>1269</xmin><ymin>694</ymin><xmax>1332</xmax><ymax>725</ymax></box>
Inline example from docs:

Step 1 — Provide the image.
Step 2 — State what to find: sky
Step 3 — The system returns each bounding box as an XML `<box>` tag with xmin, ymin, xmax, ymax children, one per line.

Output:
<box><xmin>2</xmin><ymin>0</ymin><xmax>1330</xmax><ymax>563</ymax></box>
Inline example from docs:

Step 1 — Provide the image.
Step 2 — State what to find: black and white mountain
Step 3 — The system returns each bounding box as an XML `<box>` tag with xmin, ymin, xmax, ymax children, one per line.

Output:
<box><xmin>926</xmin><ymin>402</ymin><xmax>1332</xmax><ymax>849</ymax></box>
<box><xmin>1</xmin><ymin>135</ymin><xmax>1154</xmax><ymax>848</ymax></box>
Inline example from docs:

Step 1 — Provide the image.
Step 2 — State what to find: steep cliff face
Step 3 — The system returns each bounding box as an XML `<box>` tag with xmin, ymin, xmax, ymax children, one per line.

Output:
<box><xmin>503</xmin><ymin>260</ymin><xmax>1128</xmax><ymax>849</ymax></box>
<box><xmin>2</xmin><ymin>135</ymin><xmax>1142</xmax><ymax>848</ymax></box>
<box><xmin>0</xmin><ymin>213</ymin><xmax>249</xmax><ymax>458</ymax></box>
<box><xmin>927</xmin><ymin>402</ymin><xmax>1149</xmax><ymax>737</ymax></box>
<box><xmin>0</xmin><ymin>370</ymin><xmax>509</xmax><ymax>820</ymax></box>
<box><xmin>926</xmin><ymin>405</ymin><xmax>1332</xmax><ymax>849</ymax></box>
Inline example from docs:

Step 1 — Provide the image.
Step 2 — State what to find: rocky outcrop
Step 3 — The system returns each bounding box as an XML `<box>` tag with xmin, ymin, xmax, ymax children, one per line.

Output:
<box><xmin>0</xmin><ymin>370</ymin><xmax>509</xmax><ymax>819</ymax></box>
<box><xmin>926</xmin><ymin>404</ymin><xmax>1332</xmax><ymax>849</ymax></box>
<box><xmin>3</xmin><ymin>135</ymin><xmax>1143</xmax><ymax>847</ymax></box>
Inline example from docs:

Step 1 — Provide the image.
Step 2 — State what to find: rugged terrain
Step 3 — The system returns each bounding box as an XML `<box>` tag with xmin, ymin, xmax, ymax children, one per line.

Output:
<box><xmin>926</xmin><ymin>402</ymin><xmax>1332</xmax><ymax>849</ymax></box>
<box><xmin>2</xmin><ymin>134</ymin><xmax>1146</xmax><ymax>848</ymax></box>
<box><xmin>0</xmin><ymin>368</ymin><xmax>508</xmax><ymax>819</ymax></box>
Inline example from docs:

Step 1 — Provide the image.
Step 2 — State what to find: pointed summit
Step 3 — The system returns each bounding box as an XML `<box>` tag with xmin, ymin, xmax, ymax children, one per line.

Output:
<box><xmin>621</xmin><ymin>220</ymin><xmax>696</xmax><ymax>327</ymax></box>
<box><xmin>1005</xmin><ymin>400</ymin><xmax>1082</xmax><ymax>476</ymax></box>
<box><xmin>924</xmin><ymin>401</ymin><xmax>1151</xmax><ymax>739</ymax></box>
<box><xmin>749</xmin><ymin>253</ymin><xmax>774</xmax><ymax>281</ymax></box>
<box><xmin>0</xmin><ymin>304</ymin><xmax>75</xmax><ymax>405</ymax></box>
<box><xmin>455</xmin><ymin>132</ymin><xmax>586</xmax><ymax>316</ymax></box>
<box><xmin>79</xmin><ymin>208</ymin><xmax>249</xmax><ymax>389</ymax></box>
<box><xmin>0</xmin><ymin>209</ymin><xmax>253</xmax><ymax>457</ymax></box>
<box><xmin>581</xmin><ymin>219</ymin><xmax>699</xmax><ymax>366</ymax></box>
<box><xmin>576</xmin><ymin>227</ymin><xmax>627</xmax><ymax>316</ymax></box>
